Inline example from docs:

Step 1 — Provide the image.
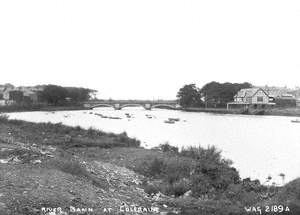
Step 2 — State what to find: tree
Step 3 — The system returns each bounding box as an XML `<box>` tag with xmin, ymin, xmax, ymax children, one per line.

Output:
<box><xmin>65</xmin><ymin>87</ymin><xmax>97</xmax><ymax>104</ymax></box>
<box><xmin>176</xmin><ymin>84</ymin><xmax>203</xmax><ymax>108</ymax></box>
<box><xmin>200</xmin><ymin>82</ymin><xmax>252</xmax><ymax>108</ymax></box>
<box><xmin>40</xmin><ymin>85</ymin><xmax>97</xmax><ymax>105</ymax></box>
<box><xmin>40</xmin><ymin>85</ymin><xmax>68</xmax><ymax>105</ymax></box>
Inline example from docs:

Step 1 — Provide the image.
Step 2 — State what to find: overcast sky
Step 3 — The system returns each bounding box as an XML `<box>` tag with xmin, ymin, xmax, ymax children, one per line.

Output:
<box><xmin>0</xmin><ymin>0</ymin><xmax>299</xmax><ymax>99</ymax></box>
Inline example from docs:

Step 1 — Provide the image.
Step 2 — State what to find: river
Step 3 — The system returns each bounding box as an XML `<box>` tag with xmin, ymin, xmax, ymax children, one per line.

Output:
<box><xmin>7</xmin><ymin>108</ymin><xmax>300</xmax><ymax>185</ymax></box>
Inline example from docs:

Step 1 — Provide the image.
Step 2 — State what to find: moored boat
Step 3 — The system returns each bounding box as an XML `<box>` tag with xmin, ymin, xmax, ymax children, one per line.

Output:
<box><xmin>164</xmin><ymin>120</ymin><xmax>175</xmax><ymax>124</ymax></box>
<box><xmin>168</xmin><ymin>117</ymin><xmax>180</xmax><ymax>122</ymax></box>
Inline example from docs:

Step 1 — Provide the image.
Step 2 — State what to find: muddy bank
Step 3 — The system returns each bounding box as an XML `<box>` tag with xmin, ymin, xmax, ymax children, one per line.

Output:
<box><xmin>0</xmin><ymin>117</ymin><xmax>299</xmax><ymax>215</ymax></box>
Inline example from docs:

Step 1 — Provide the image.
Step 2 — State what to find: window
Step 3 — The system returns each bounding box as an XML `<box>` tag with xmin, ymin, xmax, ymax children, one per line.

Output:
<box><xmin>257</xmin><ymin>96</ymin><xmax>263</xmax><ymax>102</ymax></box>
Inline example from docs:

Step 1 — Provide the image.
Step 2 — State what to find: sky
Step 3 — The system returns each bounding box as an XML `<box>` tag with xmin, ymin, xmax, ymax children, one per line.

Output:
<box><xmin>0</xmin><ymin>0</ymin><xmax>300</xmax><ymax>99</ymax></box>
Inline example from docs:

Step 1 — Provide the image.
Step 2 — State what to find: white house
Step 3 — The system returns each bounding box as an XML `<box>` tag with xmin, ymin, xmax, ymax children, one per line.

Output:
<box><xmin>227</xmin><ymin>88</ymin><xmax>274</xmax><ymax>109</ymax></box>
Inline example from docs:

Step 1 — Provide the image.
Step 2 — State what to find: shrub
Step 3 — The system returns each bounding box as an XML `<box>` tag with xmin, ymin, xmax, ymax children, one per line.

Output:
<box><xmin>0</xmin><ymin>114</ymin><xmax>9</xmax><ymax>123</ymax></box>
<box><xmin>143</xmin><ymin>183</ymin><xmax>161</xmax><ymax>195</ymax></box>
<box><xmin>162</xmin><ymin>158</ymin><xmax>193</xmax><ymax>184</ymax></box>
<box><xmin>179</xmin><ymin>146</ymin><xmax>240</xmax><ymax>197</ymax></box>
<box><xmin>168</xmin><ymin>178</ymin><xmax>190</xmax><ymax>197</ymax></box>
<box><xmin>145</xmin><ymin>157</ymin><xmax>166</xmax><ymax>178</ymax></box>
<box><xmin>158</xmin><ymin>142</ymin><xmax>179</xmax><ymax>154</ymax></box>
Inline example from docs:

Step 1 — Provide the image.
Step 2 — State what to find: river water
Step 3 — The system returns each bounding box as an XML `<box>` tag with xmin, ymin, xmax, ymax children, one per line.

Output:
<box><xmin>7</xmin><ymin>108</ymin><xmax>300</xmax><ymax>185</ymax></box>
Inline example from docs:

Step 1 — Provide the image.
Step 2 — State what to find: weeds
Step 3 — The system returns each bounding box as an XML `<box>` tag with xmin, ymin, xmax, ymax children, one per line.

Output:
<box><xmin>47</xmin><ymin>154</ymin><xmax>108</xmax><ymax>189</ymax></box>
<box><xmin>0</xmin><ymin>118</ymin><xmax>140</xmax><ymax>148</ymax></box>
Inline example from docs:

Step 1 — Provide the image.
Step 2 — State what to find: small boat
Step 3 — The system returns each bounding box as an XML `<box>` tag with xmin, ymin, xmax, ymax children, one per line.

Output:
<box><xmin>291</xmin><ymin>119</ymin><xmax>300</xmax><ymax>123</ymax></box>
<box><xmin>168</xmin><ymin>118</ymin><xmax>180</xmax><ymax>122</ymax></box>
<box><xmin>164</xmin><ymin>120</ymin><xmax>175</xmax><ymax>124</ymax></box>
<box><xmin>145</xmin><ymin>114</ymin><xmax>153</xmax><ymax>119</ymax></box>
<box><xmin>109</xmin><ymin>116</ymin><xmax>122</xmax><ymax>120</ymax></box>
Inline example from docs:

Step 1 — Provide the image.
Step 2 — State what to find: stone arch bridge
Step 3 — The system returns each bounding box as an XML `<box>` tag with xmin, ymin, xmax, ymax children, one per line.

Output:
<box><xmin>83</xmin><ymin>100</ymin><xmax>180</xmax><ymax>110</ymax></box>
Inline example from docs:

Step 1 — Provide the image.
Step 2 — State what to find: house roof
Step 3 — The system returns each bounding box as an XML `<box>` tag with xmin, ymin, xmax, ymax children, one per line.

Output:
<box><xmin>236</xmin><ymin>88</ymin><xmax>259</xmax><ymax>98</ymax></box>
<box><xmin>235</xmin><ymin>88</ymin><xmax>269</xmax><ymax>98</ymax></box>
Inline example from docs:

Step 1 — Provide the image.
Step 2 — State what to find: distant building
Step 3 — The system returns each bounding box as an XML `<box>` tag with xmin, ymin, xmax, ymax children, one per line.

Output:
<box><xmin>0</xmin><ymin>84</ymin><xmax>44</xmax><ymax>106</ymax></box>
<box><xmin>227</xmin><ymin>88</ymin><xmax>274</xmax><ymax>109</ymax></box>
<box><xmin>261</xmin><ymin>86</ymin><xmax>297</xmax><ymax>107</ymax></box>
<box><xmin>0</xmin><ymin>85</ymin><xmax>15</xmax><ymax>106</ymax></box>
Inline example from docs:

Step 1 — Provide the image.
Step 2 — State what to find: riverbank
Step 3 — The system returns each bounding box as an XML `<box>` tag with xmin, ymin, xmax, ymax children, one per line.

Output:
<box><xmin>3</xmin><ymin>104</ymin><xmax>300</xmax><ymax>119</ymax></box>
<box><xmin>0</xmin><ymin>116</ymin><xmax>299</xmax><ymax>214</ymax></box>
<box><xmin>0</xmin><ymin>104</ymin><xmax>89</xmax><ymax>113</ymax></box>
<box><xmin>182</xmin><ymin>107</ymin><xmax>300</xmax><ymax>117</ymax></box>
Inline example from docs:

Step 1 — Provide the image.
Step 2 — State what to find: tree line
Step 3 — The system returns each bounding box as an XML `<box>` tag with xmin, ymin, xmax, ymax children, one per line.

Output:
<box><xmin>39</xmin><ymin>85</ymin><xmax>97</xmax><ymax>105</ymax></box>
<box><xmin>177</xmin><ymin>82</ymin><xmax>252</xmax><ymax>108</ymax></box>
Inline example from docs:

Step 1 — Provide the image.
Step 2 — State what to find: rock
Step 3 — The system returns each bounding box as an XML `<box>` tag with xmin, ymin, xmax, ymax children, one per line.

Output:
<box><xmin>0</xmin><ymin>159</ymin><xmax>9</xmax><ymax>164</ymax></box>
<box><xmin>12</xmin><ymin>157</ymin><xmax>21</xmax><ymax>163</ymax></box>
<box><xmin>68</xmin><ymin>190</ymin><xmax>75</xmax><ymax>195</ymax></box>
<box><xmin>183</xmin><ymin>190</ymin><xmax>192</xmax><ymax>198</ymax></box>
<box><xmin>32</xmin><ymin>160</ymin><xmax>42</xmax><ymax>164</ymax></box>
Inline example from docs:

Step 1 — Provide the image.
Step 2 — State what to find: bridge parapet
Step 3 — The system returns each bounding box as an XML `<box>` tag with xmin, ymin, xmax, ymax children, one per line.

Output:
<box><xmin>83</xmin><ymin>100</ymin><xmax>180</xmax><ymax>110</ymax></box>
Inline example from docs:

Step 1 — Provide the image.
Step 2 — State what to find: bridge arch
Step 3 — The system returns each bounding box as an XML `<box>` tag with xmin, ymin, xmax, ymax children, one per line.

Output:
<box><xmin>151</xmin><ymin>104</ymin><xmax>176</xmax><ymax>109</ymax></box>
<box><xmin>91</xmin><ymin>104</ymin><xmax>114</xmax><ymax>109</ymax></box>
<box><xmin>119</xmin><ymin>104</ymin><xmax>145</xmax><ymax>109</ymax></box>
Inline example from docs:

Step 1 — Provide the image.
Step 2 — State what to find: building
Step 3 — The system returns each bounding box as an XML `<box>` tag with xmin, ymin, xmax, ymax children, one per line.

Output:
<box><xmin>227</xmin><ymin>88</ymin><xmax>274</xmax><ymax>109</ymax></box>
<box><xmin>0</xmin><ymin>85</ymin><xmax>16</xmax><ymax>106</ymax></box>
<box><xmin>0</xmin><ymin>84</ymin><xmax>44</xmax><ymax>106</ymax></box>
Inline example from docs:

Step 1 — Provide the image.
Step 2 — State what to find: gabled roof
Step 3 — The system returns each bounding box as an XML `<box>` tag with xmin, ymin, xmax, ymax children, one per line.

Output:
<box><xmin>235</xmin><ymin>88</ymin><xmax>269</xmax><ymax>98</ymax></box>
<box><xmin>236</xmin><ymin>88</ymin><xmax>259</xmax><ymax>98</ymax></box>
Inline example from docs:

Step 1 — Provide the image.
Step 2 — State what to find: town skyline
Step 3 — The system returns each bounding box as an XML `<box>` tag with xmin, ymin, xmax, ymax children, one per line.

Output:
<box><xmin>1</xmin><ymin>82</ymin><xmax>300</xmax><ymax>101</ymax></box>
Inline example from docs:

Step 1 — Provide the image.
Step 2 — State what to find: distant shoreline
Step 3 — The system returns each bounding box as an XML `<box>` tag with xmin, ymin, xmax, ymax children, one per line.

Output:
<box><xmin>179</xmin><ymin>107</ymin><xmax>300</xmax><ymax>117</ymax></box>
<box><xmin>1</xmin><ymin>104</ymin><xmax>300</xmax><ymax>117</ymax></box>
<box><xmin>0</xmin><ymin>105</ymin><xmax>89</xmax><ymax>113</ymax></box>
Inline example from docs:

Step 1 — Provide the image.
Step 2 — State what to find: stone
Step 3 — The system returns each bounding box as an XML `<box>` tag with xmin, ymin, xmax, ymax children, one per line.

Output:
<box><xmin>183</xmin><ymin>190</ymin><xmax>192</xmax><ymax>198</ymax></box>
<box><xmin>33</xmin><ymin>160</ymin><xmax>42</xmax><ymax>164</ymax></box>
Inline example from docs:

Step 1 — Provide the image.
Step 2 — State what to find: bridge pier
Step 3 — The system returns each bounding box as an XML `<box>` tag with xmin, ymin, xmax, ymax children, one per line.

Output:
<box><xmin>114</xmin><ymin>103</ymin><xmax>121</xmax><ymax>110</ymax></box>
<box><xmin>144</xmin><ymin>104</ymin><xmax>152</xmax><ymax>110</ymax></box>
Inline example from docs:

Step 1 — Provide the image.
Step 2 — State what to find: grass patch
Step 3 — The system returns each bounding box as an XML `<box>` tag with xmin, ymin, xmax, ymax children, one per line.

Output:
<box><xmin>0</xmin><ymin>117</ymin><xmax>140</xmax><ymax>148</ymax></box>
<box><xmin>46</xmin><ymin>152</ymin><xmax>108</xmax><ymax>189</ymax></box>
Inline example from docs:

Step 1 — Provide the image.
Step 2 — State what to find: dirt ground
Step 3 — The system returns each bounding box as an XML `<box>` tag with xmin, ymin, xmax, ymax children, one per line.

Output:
<box><xmin>0</xmin><ymin>141</ymin><xmax>175</xmax><ymax>215</ymax></box>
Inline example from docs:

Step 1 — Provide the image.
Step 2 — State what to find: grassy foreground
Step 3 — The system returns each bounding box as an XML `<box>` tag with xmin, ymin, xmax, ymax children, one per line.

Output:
<box><xmin>0</xmin><ymin>115</ymin><xmax>299</xmax><ymax>215</ymax></box>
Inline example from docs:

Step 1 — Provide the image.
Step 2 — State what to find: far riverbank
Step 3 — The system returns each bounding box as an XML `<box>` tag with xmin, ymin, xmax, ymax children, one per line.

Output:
<box><xmin>181</xmin><ymin>107</ymin><xmax>300</xmax><ymax>117</ymax></box>
<box><xmin>0</xmin><ymin>104</ymin><xmax>89</xmax><ymax>113</ymax></box>
<box><xmin>2</xmin><ymin>104</ymin><xmax>300</xmax><ymax>118</ymax></box>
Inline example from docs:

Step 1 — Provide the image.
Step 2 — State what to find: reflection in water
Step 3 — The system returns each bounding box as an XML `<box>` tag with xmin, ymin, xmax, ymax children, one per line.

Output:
<box><xmin>8</xmin><ymin>107</ymin><xmax>300</xmax><ymax>185</ymax></box>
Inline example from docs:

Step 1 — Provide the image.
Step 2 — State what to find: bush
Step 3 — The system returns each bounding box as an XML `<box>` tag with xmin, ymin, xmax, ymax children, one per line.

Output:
<box><xmin>168</xmin><ymin>178</ymin><xmax>190</xmax><ymax>197</ymax></box>
<box><xmin>142</xmin><ymin>157</ymin><xmax>166</xmax><ymax>178</ymax></box>
<box><xmin>163</xmin><ymin>158</ymin><xmax>193</xmax><ymax>184</ymax></box>
<box><xmin>136</xmin><ymin>145</ymin><xmax>242</xmax><ymax>198</ymax></box>
<box><xmin>143</xmin><ymin>183</ymin><xmax>161</xmax><ymax>195</ymax></box>
<box><xmin>158</xmin><ymin>143</ymin><xmax>179</xmax><ymax>154</ymax></box>
<box><xmin>0</xmin><ymin>114</ymin><xmax>9</xmax><ymax>123</ymax></box>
